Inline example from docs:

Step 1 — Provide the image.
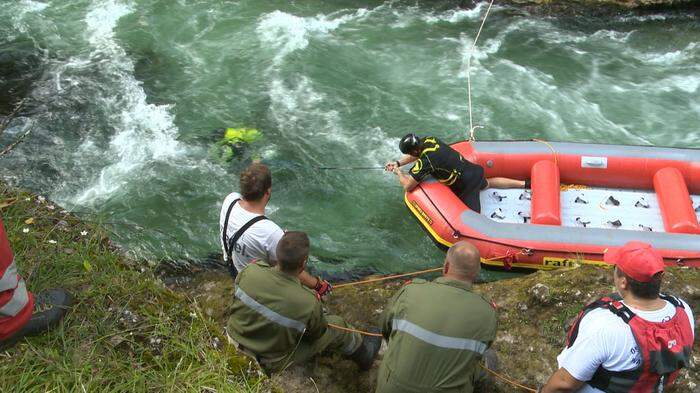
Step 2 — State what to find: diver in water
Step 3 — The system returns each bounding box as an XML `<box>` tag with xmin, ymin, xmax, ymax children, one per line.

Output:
<box><xmin>385</xmin><ymin>133</ymin><xmax>528</xmax><ymax>213</ymax></box>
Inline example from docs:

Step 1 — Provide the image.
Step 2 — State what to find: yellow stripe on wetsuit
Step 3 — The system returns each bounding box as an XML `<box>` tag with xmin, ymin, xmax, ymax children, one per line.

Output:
<box><xmin>420</xmin><ymin>138</ymin><xmax>439</xmax><ymax>156</ymax></box>
<box><xmin>440</xmin><ymin>170</ymin><xmax>459</xmax><ymax>186</ymax></box>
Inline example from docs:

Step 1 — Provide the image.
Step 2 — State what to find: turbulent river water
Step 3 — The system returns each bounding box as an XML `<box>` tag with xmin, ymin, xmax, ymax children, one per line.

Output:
<box><xmin>1</xmin><ymin>1</ymin><xmax>699</xmax><ymax>280</ymax></box>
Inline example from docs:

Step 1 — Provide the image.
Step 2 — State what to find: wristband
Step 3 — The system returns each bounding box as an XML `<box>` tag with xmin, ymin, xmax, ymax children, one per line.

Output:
<box><xmin>395</xmin><ymin>160</ymin><xmax>401</xmax><ymax>167</ymax></box>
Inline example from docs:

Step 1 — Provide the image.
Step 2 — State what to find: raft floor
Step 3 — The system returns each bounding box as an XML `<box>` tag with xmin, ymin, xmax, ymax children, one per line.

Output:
<box><xmin>480</xmin><ymin>187</ymin><xmax>700</xmax><ymax>233</ymax></box>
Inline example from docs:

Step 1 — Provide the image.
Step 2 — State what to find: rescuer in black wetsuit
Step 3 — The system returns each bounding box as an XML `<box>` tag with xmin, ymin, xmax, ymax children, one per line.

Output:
<box><xmin>385</xmin><ymin>134</ymin><xmax>527</xmax><ymax>213</ymax></box>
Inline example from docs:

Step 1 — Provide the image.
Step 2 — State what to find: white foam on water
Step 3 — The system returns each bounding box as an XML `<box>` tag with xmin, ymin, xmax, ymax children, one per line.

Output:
<box><xmin>656</xmin><ymin>75</ymin><xmax>700</xmax><ymax>94</ymax></box>
<box><xmin>10</xmin><ymin>0</ymin><xmax>50</xmax><ymax>35</ymax></box>
<box><xmin>636</xmin><ymin>42</ymin><xmax>699</xmax><ymax>65</ymax></box>
<box><xmin>618</xmin><ymin>14</ymin><xmax>669</xmax><ymax>23</ymax></box>
<box><xmin>257</xmin><ymin>9</ymin><xmax>369</xmax><ymax>65</ymax></box>
<box><xmin>268</xmin><ymin>76</ymin><xmax>353</xmax><ymax>149</ymax></box>
<box><xmin>72</xmin><ymin>0</ymin><xmax>183</xmax><ymax>205</ymax></box>
<box><xmin>387</xmin><ymin>2</ymin><xmax>493</xmax><ymax>29</ymax></box>
<box><xmin>590</xmin><ymin>29</ymin><xmax>634</xmax><ymax>44</ymax></box>
<box><xmin>20</xmin><ymin>0</ymin><xmax>48</xmax><ymax>13</ymax></box>
<box><xmin>422</xmin><ymin>1</ymin><xmax>490</xmax><ymax>24</ymax></box>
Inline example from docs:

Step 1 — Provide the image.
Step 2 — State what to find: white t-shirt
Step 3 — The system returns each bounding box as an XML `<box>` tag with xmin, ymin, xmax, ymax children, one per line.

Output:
<box><xmin>557</xmin><ymin>297</ymin><xmax>695</xmax><ymax>393</ymax></box>
<box><xmin>219</xmin><ymin>192</ymin><xmax>284</xmax><ymax>272</ymax></box>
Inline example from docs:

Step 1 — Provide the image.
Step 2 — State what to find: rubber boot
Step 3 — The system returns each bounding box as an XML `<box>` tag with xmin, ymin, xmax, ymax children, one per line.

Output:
<box><xmin>0</xmin><ymin>289</ymin><xmax>72</xmax><ymax>350</ymax></box>
<box><xmin>348</xmin><ymin>328</ymin><xmax>382</xmax><ymax>371</ymax></box>
<box><xmin>475</xmin><ymin>348</ymin><xmax>499</xmax><ymax>393</ymax></box>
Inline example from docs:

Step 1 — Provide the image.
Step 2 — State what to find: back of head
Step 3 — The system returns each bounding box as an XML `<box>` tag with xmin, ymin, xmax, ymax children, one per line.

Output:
<box><xmin>239</xmin><ymin>163</ymin><xmax>271</xmax><ymax>201</ymax></box>
<box><xmin>445</xmin><ymin>241</ymin><xmax>481</xmax><ymax>281</ymax></box>
<box><xmin>606</xmin><ymin>241</ymin><xmax>665</xmax><ymax>300</ymax></box>
<box><xmin>399</xmin><ymin>133</ymin><xmax>421</xmax><ymax>155</ymax></box>
<box><xmin>276</xmin><ymin>231</ymin><xmax>310</xmax><ymax>274</ymax></box>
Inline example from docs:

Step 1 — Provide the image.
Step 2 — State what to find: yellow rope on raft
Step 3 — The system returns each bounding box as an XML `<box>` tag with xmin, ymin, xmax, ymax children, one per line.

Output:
<box><xmin>532</xmin><ymin>138</ymin><xmax>558</xmax><ymax>166</ymax></box>
<box><xmin>561</xmin><ymin>184</ymin><xmax>589</xmax><ymax>191</ymax></box>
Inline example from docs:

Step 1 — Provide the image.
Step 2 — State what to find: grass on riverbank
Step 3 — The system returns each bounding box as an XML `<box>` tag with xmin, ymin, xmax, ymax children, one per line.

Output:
<box><xmin>0</xmin><ymin>184</ymin><xmax>267</xmax><ymax>392</ymax></box>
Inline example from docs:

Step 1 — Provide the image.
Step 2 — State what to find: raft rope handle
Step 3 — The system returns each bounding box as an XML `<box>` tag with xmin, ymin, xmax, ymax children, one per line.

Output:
<box><xmin>467</xmin><ymin>0</ymin><xmax>496</xmax><ymax>141</ymax></box>
<box><xmin>532</xmin><ymin>138</ymin><xmax>558</xmax><ymax>166</ymax></box>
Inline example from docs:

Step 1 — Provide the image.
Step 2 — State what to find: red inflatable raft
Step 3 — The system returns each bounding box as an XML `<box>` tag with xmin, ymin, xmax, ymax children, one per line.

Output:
<box><xmin>404</xmin><ymin>140</ymin><xmax>700</xmax><ymax>270</ymax></box>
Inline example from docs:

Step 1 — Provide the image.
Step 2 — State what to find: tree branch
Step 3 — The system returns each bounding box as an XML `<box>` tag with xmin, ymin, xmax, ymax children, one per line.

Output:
<box><xmin>0</xmin><ymin>98</ymin><xmax>26</xmax><ymax>136</ymax></box>
<box><xmin>0</xmin><ymin>122</ymin><xmax>33</xmax><ymax>157</ymax></box>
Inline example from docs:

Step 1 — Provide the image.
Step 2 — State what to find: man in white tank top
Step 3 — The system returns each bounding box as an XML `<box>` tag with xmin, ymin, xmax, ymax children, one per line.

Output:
<box><xmin>219</xmin><ymin>163</ymin><xmax>331</xmax><ymax>297</ymax></box>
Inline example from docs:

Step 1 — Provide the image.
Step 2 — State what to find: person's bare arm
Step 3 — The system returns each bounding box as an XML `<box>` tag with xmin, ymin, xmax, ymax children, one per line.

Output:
<box><xmin>393</xmin><ymin>166</ymin><xmax>419</xmax><ymax>191</ymax></box>
<box><xmin>298</xmin><ymin>270</ymin><xmax>318</xmax><ymax>289</ymax></box>
<box><xmin>385</xmin><ymin>155</ymin><xmax>418</xmax><ymax>171</ymax></box>
<box><xmin>541</xmin><ymin>368</ymin><xmax>585</xmax><ymax>393</ymax></box>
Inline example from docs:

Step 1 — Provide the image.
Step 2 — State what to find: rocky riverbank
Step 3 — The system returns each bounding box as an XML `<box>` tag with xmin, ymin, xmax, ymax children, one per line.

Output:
<box><xmin>177</xmin><ymin>264</ymin><xmax>700</xmax><ymax>392</ymax></box>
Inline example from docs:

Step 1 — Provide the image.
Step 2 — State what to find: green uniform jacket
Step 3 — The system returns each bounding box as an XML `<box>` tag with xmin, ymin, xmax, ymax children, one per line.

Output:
<box><xmin>377</xmin><ymin>277</ymin><xmax>497</xmax><ymax>393</ymax></box>
<box><xmin>226</xmin><ymin>262</ymin><xmax>326</xmax><ymax>362</ymax></box>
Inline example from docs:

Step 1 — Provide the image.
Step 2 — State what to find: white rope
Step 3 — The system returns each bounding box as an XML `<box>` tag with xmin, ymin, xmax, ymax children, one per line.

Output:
<box><xmin>466</xmin><ymin>0</ymin><xmax>496</xmax><ymax>141</ymax></box>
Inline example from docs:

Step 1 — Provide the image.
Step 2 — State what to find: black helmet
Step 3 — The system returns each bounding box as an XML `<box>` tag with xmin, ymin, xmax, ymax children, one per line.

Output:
<box><xmin>399</xmin><ymin>133</ymin><xmax>420</xmax><ymax>155</ymax></box>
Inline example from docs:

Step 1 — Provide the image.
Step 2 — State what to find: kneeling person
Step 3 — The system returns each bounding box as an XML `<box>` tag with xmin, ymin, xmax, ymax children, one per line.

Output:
<box><xmin>226</xmin><ymin>231</ymin><xmax>381</xmax><ymax>374</ymax></box>
<box><xmin>377</xmin><ymin>241</ymin><xmax>497</xmax><ymax>393</ymax></box>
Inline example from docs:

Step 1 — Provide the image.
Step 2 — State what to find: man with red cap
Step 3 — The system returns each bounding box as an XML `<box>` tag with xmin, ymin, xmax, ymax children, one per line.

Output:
<box><xmin>541</xmin><ymin>241</ymin><xmax>695</xmax><ymax>393</ymax></box>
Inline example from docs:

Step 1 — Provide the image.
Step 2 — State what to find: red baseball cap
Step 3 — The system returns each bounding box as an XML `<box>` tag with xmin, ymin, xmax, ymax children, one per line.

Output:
<box><xmin>604</xmin><ymin>241</ymin><xmax>665</xmax><ymax>282</ymax></box>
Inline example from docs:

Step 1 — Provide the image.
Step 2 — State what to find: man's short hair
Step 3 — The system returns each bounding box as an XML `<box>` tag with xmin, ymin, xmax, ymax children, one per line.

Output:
<box><xmin>446</xmin><ymin>241</ymin><xmax>481</xmax><ymax>280</ymax></box>
<box><xmin>276</xmin><ymin>231</ymin><xmax>309</xmax><ymax>273</ymax></box>
<box><xmin>240</xmin><ymin>163</ymin><xmax>271</xmax><ymax>201</ymax></box>
<box><xmin>615</xmin><ymin>267</ymin><xmax>662</xmax><ymax>300</ymax></box>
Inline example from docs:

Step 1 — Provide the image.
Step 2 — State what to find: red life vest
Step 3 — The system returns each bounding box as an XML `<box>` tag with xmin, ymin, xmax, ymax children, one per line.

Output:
<box><xmin>566</xmin><ymin>294</ymin><xmax>694</xmax><ymax>393</ymax></box>
<box><xmin>0</xmin><ymin>217</ymin><xmax>34</xmax><ymax>341</ymax></box>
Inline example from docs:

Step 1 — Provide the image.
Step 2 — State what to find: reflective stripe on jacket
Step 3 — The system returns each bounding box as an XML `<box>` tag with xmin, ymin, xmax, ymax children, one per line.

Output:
<box><xmin>226</xmin><ymin>262</ymin><xmax>326</xmax><ymax>361</ymax></box>
<box><xmin>378</xmin><ymin>277</ymin><xmax>497</xmax><ymax>393</ymax></box>
<box><xmin>0</xmin><ymin>217</ymin><xmax>34</xmax><ymax>341</ymax></box>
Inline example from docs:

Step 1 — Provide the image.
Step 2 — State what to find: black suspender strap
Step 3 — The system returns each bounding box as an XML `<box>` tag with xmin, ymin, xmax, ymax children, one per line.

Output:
<box><xmin>227</xmin><ymin>215</ymin><xmax>268</xmax><ymax>261</ymax></box>
<box><xmin>222</xmin><ymin>198</ymin><xmax>268</xmax><ymax>263</ymax></box>
<box><xmin>222</xmin><ymin>198</ymin><xmax>240</xmax><ymax>261</ymax></box>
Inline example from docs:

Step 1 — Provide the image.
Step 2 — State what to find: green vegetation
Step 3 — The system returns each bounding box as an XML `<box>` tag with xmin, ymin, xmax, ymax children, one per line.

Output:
<box><xmin>0</xmin><ymin>184</ymin><xmax>268</xmax><ymax>392</ymax></box>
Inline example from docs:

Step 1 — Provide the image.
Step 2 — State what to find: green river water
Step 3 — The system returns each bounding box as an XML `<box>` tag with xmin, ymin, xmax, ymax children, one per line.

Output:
<box><xmin>1</xmin><ymin>1</ymin><xmax>699</xmax><ymax>280</ymax></box>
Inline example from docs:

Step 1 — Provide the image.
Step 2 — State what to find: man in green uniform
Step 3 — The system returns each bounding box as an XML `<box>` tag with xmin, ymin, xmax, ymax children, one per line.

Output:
<box><xmin>226</xmin><ymin>231</ymin><xmax>381</xmax><ymax>374</ymax></box>
<box><xmin>385</xmin><ymin>133</ymin><xmax>527</xmax><ymax>213</ymax></box>
<box><xmin>377</xmin><ymin>241</ymin><xmax>498</xmax><ymax>393</ymax></box>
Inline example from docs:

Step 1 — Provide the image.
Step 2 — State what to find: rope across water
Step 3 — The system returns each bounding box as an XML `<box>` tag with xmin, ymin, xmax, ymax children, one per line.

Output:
<box><xmin>466</xmin><ymin>0</ymin><xmax>496</xmax><ymax>141</ymax></box>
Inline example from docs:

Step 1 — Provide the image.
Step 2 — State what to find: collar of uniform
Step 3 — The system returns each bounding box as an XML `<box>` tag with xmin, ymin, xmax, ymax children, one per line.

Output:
<box><xmin>434</xmin><ymin>276</ymin><xmax>473</xmax><ymax>291</ymax></box>
<box><xmin>270</xmin><ymin>266</ymin><xmax>302</xmax><ymax>285</ymax></box>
